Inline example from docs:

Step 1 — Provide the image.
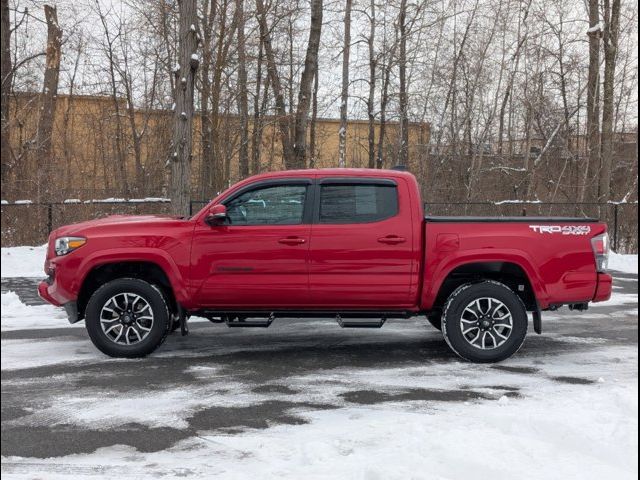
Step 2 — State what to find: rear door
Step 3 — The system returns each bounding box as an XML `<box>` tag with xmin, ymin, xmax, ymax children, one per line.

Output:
<box><xmin>190</xmin><ymin>179</ymin><xmax>313</xmax><ymax>308</ymax></box>
<box><xmin>308</xmin><ymin>177</ymin><xmax>416</xmax><ymax>308</ymax></box>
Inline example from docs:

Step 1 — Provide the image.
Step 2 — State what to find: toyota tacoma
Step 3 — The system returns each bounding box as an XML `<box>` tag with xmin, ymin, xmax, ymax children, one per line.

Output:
<box><xmin>38</xmin><ymin>168</ymin><xmax>613</xmax><ymax>362</ymax></box>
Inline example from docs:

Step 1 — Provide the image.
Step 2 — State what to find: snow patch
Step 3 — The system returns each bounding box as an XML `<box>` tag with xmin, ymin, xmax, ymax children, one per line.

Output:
<box><xmin>1</xmin><ymin>292</ymin><xmax>70</xmax><ymax>332</ymax></box>
<box><xmin>609</xmin><ymin>252</ymin><xmax>638</xmax><ymax>274</ymax></box>
<box><xmin>1</xmin><ymin>245</ymin><xmax>47</xmax><ymax>278</ymax></box>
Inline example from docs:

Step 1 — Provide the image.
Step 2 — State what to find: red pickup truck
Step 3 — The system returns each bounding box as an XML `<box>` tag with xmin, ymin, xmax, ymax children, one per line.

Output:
<box><xmin>38</xmin><ymin>168</ymin><xmax>612</xmax><ymax>362</ymax></box>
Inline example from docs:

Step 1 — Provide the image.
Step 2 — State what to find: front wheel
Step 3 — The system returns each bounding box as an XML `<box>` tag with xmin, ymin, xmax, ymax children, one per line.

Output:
<box><xmin>441</xmin><ymin>281</ymin><xmax>528</xmax><ymax>363</ymax></box>
<box><xmin>85</xmin><ymin>278</ymin><xmax>171</xmax><ymax>358</ymax></box>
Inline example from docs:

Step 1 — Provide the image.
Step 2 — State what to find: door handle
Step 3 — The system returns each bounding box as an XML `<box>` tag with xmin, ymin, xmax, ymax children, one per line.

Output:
<box><xmin>278</xmin><ymin>236</ymin><xmax>307</xmax><ymax>245</ymax></box>
<box><xmin>378</xmin><ymin>235</ymin><xmax>406</xmax><ymax>245</ymax></box>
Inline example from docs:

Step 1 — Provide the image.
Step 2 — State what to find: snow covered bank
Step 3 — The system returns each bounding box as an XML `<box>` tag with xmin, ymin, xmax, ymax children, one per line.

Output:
<box><xmin>1</xmin><ymin>292</ymin><xmax>71</xmax><ymax>331</ymax></box>
<box><xmin>1</xmin><ymin>245</ymin><xmax>47</xmax><ymax>278</ymax></box>
<box><xmin>610</xmin><ymin>252</ymin><xmax>639</xmax><ymax>274</ymax></box>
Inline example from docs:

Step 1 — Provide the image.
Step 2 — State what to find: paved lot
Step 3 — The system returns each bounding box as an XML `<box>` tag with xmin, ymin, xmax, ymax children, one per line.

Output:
<box><xmin>1</xmin><ymin>272</ymin><xmax>637</xmax><ymax>475</ymax></box>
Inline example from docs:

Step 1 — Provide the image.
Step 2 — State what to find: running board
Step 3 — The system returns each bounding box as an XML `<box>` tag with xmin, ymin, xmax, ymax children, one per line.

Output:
<box><xmin>336</xmin><ymin>315</ymin><xmax>387</xmax><ymax>329</ymax></box>
<box><xmin>224</xmin><ymin>315</ymin><xmax>274</xmax><ymax>328</ymax></box>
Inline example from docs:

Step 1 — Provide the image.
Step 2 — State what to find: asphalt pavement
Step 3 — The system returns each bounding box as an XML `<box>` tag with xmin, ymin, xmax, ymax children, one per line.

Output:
<box><xmin>1</xmin><ymin>271</ymin><xmax>637</xmax><ymax>460</ymax></box>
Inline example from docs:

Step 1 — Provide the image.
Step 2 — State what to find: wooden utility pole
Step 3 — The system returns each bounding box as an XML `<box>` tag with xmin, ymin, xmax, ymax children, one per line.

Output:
<box><xmin>169</xmin><ymin>0</ymin><xmax>199</xmax><ymax>216</ymax></box>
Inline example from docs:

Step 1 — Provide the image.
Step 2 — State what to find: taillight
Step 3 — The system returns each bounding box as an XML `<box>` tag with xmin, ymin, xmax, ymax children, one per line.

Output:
<box><xmin>591</xmin><ymin>233</ymin><xmax>610</xmax><ymax>273</ymax></box>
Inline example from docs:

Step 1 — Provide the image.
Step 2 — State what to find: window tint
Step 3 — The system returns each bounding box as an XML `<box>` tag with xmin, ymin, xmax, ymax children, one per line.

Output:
<box><xmin>226</xmin><ymin>185</ymin><xmax>307</xmax><ymax>225</ymax></box>
<box><xmin>319</xmin><ymin>184</ymin><xmax>398</xmax><ymax>224</ymax></box>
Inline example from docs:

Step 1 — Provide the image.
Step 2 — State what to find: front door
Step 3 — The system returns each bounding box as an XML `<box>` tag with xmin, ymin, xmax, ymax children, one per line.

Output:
<box><xmin>308</xmin><ymin>178</ymin><xmax>416</xmax><ymax>308</ymax></box>
<box><xmin>190</xmin><ymin>180</ymin><xmax>313</xmax><ymax>308</ymax></box>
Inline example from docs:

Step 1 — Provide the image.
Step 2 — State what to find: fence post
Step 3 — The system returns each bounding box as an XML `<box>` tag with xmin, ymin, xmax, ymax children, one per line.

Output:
<box><xmin>47</xmin><ymin>203</ymin><xmax>53</xmax><ymax>237</ymax></box>
<box><xmin>189</xmin><ymin>201</ymin><xmax>193</xmax><ymax>216</ymax></box>
<box><xmin>613</xmin><ymin>204</ymin><xmax>619</xmax><ymax>252</ymax></box>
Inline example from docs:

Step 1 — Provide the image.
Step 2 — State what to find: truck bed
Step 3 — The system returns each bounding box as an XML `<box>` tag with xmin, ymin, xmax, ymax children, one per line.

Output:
<box><xmin>425</xmin><ymin>216</ymin><xmax>600</xmax><ymax>223</ymax></box>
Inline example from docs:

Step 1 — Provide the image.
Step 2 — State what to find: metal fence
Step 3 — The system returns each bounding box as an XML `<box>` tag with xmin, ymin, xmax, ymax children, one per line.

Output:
<box><xmin>1</xmin><ymin>200</ymin><xmax>172</xmax><ymax>247</ymax></box>
<box><xmin>1</xmin><ymin>199</ymin><xmax>637</xmax><ymax>253</ymax></box>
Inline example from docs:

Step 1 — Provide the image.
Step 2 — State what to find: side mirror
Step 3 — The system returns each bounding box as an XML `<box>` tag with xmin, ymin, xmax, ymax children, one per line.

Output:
<box><xmin>205</xmin><ymin>204</ymin><xmax>228</xmax><ymax>226</ymax></box>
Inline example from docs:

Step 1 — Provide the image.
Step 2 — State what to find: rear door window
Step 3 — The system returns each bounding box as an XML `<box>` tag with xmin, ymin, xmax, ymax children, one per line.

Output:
<box><xmin>318</xmin><ymin>183</ymin><xmax>398</xmax><ymax>224</ymax></box>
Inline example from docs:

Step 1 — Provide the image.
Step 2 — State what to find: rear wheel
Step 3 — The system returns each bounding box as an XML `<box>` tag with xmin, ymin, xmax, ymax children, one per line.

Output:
<box><xmin>85</xmin><ymin>278</ymin><xmax>170</xmax><ymax>358</ymax></box>
<box><xmin>441</xmin><ymin>281</ymin><xmax>528</xmax><ymax>363</ymax></box>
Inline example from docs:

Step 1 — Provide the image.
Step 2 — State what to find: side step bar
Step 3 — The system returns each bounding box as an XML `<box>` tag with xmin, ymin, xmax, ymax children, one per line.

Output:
<box><xmin>224</xmin><ymin>315</ymin><xmax>274</xmax><ymax>328</ymax></box>
<box><xmin>337</xmin><ymin>315</ymin><xmax>387</xmax><ymax>329</ymax></box>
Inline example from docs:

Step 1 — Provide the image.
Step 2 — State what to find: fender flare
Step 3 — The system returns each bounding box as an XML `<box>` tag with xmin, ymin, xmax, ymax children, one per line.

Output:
<box><xmin>73</xmin><ymin>248</ymin><xmax>190</xmax><ymax>305</ymax></box>
<box><xmin>423</xmin><ymin>249</ymin><xmax>549</xmax><ymax>310</ymax></box>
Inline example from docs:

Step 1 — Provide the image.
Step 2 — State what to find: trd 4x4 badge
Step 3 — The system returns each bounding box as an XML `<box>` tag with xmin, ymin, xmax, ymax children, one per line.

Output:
<box><xmin>529</xmin><ymin>225</ymin><xmax>592</xmax><ymax>235</ymax></box>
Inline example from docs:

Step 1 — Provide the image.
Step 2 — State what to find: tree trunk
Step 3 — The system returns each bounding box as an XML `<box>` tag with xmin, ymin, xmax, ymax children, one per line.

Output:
<box><xmin>309</xmin><ymin>54</ymin><xmax>319</xmax><ymax>168</ymax></box>
<box><xmin>251</xmin><ymin>41</ymin><xmax>265</xmax><ymax>174</ymax></box>
<box><xmin>35</xmin><ymin>4</ymin><xmax>63</xmax><ymax>201</ymax></box>
<box><xmin>338</xmin><ymin>0</ymin><xmax>352</xmax><ymax>168</ymax></box>
<box><xmin>236</xmin><ymin>0</ymin><xmax>250</xmax><ymax>179</ymax></box>
<box><xmin>199</xmin><ymin>0</ymin><xmax>216</xmax><ymax>199</ymax></box>
<box><xmin>256</xmin><ymin>0</ymin><xmax>294</xmax><ymax>166</ymax></box>
<box><xmin>599</xmin><ymin>0</ymin><xmax>620</xmax><ymax>203</ymax></box>
<box><xmin>366</xmin><ymin>0</ymin><xmax>376</xmax><ymax>169</ymax></box>
<box><xmin>583</xmin><ymin>0</ymin><xmax>601</xmax><ymax>203</ymax></box>
<box><xmin>1</xmin><ymin>0</ymin><xmax>12</xmax><ymax>182</ymax></box>
<box><xmin>169</xmin><ymin>0</ymin><xmax>199</xmax><ymax>217</ymax></box>
<box><xmin>398</xmin><ymin>0</ymin><xmax>409</xmax><ymax>167</ymax></box>
<box><xmin>291</xmin><ymin>0</ymin><xmax>323</xmax><ymax>169</ymax></box>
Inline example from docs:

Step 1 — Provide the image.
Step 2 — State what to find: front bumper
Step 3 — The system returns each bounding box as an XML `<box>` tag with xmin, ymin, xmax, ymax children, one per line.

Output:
<box><xmin>592</xmin><ymin>273</ymin><xmax>613</xmax><ymax>303</ymax></box>
<box><xmin>38</xmin><ymin>281</ymin><xmax>80</xmax><ymax>323</ymax></box>
<box><xmin>38</xmin><ymin>279</ymin><xmax>62</xmax><ymax>306</ymax></box>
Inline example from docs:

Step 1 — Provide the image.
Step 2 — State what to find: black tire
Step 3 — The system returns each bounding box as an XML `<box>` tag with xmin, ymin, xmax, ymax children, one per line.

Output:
<box><xmin>441</xmin><ymin>281</ymin><xmax>528</xmax><ymax>363</ymax></box>
<box><xmin>426</xmin><ymin>312</ymin><xmax>442</xmax><ymax>331</ymax></box>
<box><xmin>85</xmin><ymin>278</ymin><xmax>171</xmax><ymax>358</ymax></box>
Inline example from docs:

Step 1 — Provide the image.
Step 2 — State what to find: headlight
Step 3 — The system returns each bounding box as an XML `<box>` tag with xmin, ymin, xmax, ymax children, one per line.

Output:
<box><xmin>55</xmin><ymin>237</ymin><xmax>87</xmax><ymax>256</ymax></box>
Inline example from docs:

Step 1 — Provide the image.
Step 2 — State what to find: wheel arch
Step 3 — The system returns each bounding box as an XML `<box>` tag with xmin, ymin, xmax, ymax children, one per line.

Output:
<box><xmin>77</xmin><ymin>259</ymin><xmax>182</xmax><ymax>320</ymax></box>
<box><xmin>425</xmin><ymin>259</ymin><xmax>543</xmax><ymax>313</ymax></box>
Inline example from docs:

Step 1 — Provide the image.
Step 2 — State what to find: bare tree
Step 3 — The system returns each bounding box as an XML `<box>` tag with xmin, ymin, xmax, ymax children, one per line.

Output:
<box><xmin>583</xmin><ymin>0</ymin><xmax>602</xmax><ymax>202</ymax></box>
<box><xmin>398</xmin><ymin>0</ymin><xmax>409</xmax><ymax>166</ymax></box>
<box><xmin>599</xmin><ymin>0</ymin><xmax>621</xmax><ymax>203</ymax></box>
<box><xmin>338</xmin><ymin>0</ymin><xmax>352</xmax><ymax>168</ymax></box>
<box><xmin>291</xmin><ymin>0</ymin><xmax>323</xmax><ymax>169</ymax></box>
<box><xmin>169</xmin><ymin>0</ymin><xmax>199</xmax><ymax>216</ymax></box>
<box><xmin>1</xmin><ymin>0</ymin><xmax>11</xmax><ymax>181</ymax></box>
<box><xmin>236</xmin><ymin>0</ymin><xmax>250</xmax><ymax>178</ymax></box>
<box><xmin>36</xmin><ymin>5</ymin><xmax>62</xmax><ymax>166</ymax></box>
<box><xmin>366</xmin><ymin>0</ymin><xmax>376</xmax><ymax>169</ymax></box>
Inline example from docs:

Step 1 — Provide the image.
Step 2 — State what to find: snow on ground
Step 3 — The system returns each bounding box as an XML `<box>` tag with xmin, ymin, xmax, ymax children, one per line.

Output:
<box><xmin>610</xmin><ymin>252</ymin><xmax>639</xmax><ymax>274</ymax></box>
<box><xmin>1</xmin><ymin>245</ymin><xmax>47</xmax><ymax>278</ymax></box>
<box><xmin>1</xmin><ymin>292</ymin><xmax>71</xmax><ymax>331</ymax></box>
<box><xmin>1</xmin><ymin>346</ymin><xmax>637</xmax><ymax>480</ymax></box>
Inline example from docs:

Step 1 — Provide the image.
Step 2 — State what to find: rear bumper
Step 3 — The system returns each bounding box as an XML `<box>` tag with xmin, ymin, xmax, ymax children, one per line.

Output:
<box><xmin>592</xmin><ymin>273</ymin><xmax>613</xmax><ymax>303</ymax></box>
